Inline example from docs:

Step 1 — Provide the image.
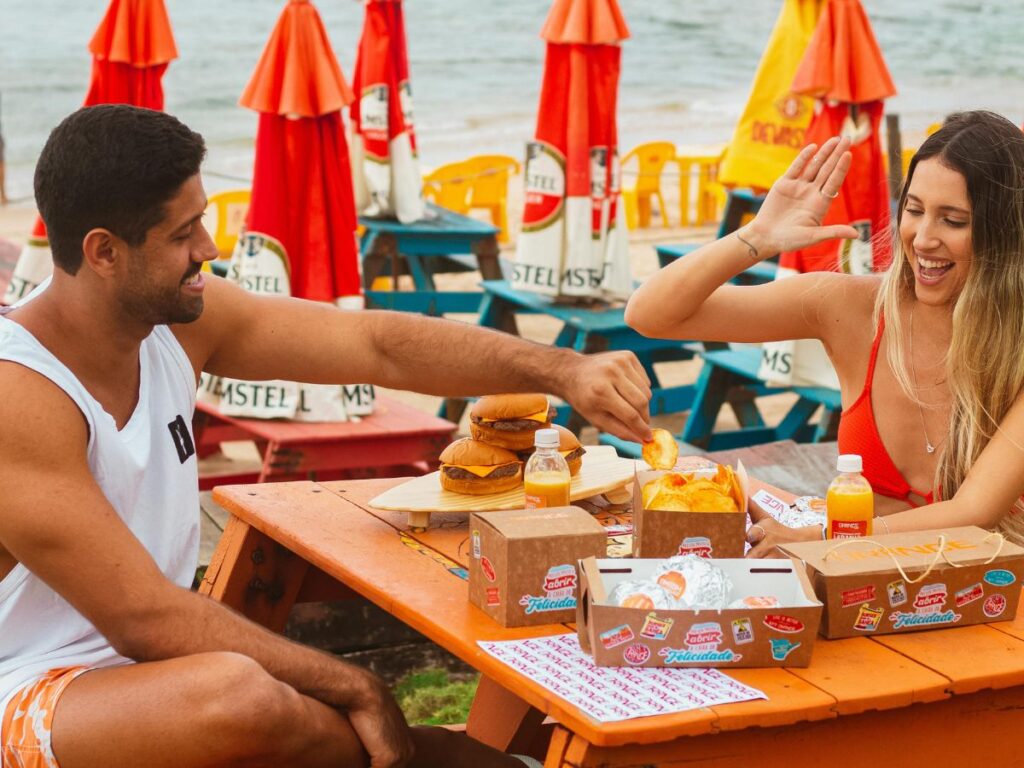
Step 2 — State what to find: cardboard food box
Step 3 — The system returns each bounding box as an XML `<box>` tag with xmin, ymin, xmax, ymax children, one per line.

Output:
<box><xmin>633</xmin><ymin>460</ymin><xmax>749</xmax><ymax>559</ymax></box>
<box><xmin>469</xmin><ymin>506</ymin><xmax>606</xmax><ymax>627</ymax></box>
<box><xmin>780</xmin><ymin>526</ymin><xmax>1024</xmax><ymax>639</ymax></box>
<box><xmin>577</xmin><ymin>556</ymin><xmax>823</xmax><ymax>668</ymax></box>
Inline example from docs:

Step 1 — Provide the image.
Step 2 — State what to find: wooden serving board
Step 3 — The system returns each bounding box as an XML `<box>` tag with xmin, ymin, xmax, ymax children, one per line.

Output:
<box><xmin>369</xmin><ymin>446</ymin><xmax>636</xmax><ymax>527</ymax></box>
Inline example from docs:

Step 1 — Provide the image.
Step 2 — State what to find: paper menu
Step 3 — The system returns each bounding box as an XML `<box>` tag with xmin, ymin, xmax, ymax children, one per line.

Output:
<box><xmin>478</xmin><ymin>633</ymin><xmax>766</xmax><ymax>723</ymax></box>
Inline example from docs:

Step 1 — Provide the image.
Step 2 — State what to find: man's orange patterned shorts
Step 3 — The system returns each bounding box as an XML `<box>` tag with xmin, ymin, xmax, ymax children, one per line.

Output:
<box><xmin>2</xmin><ymin>667</ymin><xmax>89</xmax><ymax>768</ymax></box>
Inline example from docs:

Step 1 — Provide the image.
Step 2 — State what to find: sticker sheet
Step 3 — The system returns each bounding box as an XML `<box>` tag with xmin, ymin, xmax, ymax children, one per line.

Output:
<box><xmin>478</xmin><ymin>633</ymin><xmax>766</xmax><ymax>723</ymax></box>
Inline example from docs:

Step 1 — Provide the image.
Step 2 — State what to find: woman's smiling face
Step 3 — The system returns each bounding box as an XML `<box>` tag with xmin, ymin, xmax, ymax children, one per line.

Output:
<box><xmin>899</xmin><ymin>157</ymin><xmax>974</xmax><ymax>306</ymax></box>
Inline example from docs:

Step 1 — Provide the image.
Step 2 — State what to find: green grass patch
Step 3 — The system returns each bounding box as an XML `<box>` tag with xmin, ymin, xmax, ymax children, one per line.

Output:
<box><xmin>393</xmin><ymin>668</ymin><xmax>479</xmax><ymax>725</ymax></box>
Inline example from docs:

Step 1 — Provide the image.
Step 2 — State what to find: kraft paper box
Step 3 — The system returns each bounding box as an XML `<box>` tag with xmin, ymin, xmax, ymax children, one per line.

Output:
<box><xmin>469</xmin><ymin>506</ymin><xmax>606</xmax><ymax>627</ymax></box>
<box><xmin>779</xmin><ymin>526</ymin><xmax>1024</xmax><ymax>639</ymax></box>
<box><xmin>633</xmin><ymin>460</ymin><xmax>749</xmax><ymax>559</ymax></box>
<box><xmin>577</xmin><ymin>556</ymin><xmax>822</xmax><ymax>668</ymax></box>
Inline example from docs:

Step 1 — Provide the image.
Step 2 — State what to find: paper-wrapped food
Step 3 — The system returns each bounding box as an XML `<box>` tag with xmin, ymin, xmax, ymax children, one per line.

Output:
<box><xmin>654</xmin><ymin>555</ymin><xmax>733</xmax><ymax>609</ymax></box>
<box><xmin>608</xmin><ymin>579</ymin><xmax>674</xmax><ymax>610</ymax></box>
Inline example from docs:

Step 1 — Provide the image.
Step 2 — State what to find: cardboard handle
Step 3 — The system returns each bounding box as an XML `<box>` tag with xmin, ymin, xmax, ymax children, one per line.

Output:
<box><xmin>824</xmin><ymin>532</ymin><xmax>1006</xmax><ymax>585</ymax></box>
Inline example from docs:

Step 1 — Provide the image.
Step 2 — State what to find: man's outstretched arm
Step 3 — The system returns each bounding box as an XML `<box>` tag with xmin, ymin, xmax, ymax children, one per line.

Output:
<box><xmin>175</xmin><ymin>277</ymin><xmax>653</xmax><ymax>442</ymax></box>
<box><xmin>0</xmin><ymin>363</ymin><xmax>412</xmax><ymax>766</ymax></box>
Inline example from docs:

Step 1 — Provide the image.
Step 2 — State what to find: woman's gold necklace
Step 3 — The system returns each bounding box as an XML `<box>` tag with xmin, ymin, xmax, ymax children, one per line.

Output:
<box><xmin>909</xmin><ymin>305</ymin><xmax>946</xmax><ymax>454</ymax></box>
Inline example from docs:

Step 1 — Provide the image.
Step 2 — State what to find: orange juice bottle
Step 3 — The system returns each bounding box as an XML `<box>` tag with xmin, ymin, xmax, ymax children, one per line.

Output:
<box><xmin>826</xmin><ymin>454</ymin><xmax>873</xmax><ymax>540</ymax></box>
<box><xmin>524</xmin><ymin>428</ymin><xmax>570</xmax><ymax>509</ymax></box>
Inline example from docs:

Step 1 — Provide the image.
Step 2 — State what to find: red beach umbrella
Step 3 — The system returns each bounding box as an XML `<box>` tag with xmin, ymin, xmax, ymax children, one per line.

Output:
<box><xmin>85</xmin><ymin>0</ymin><xmax>178</xmax><ymax>109</ymax></box>
<box><xmin>511</xmin><ymin>0</ymin><xmax>633</xmax><ymax>301</ymax></box>
<box><xmin>349</xmin><ymin>0</ymin><xmax>424</xmax><ymax>223</ymax></box>
<box><xmin>237</xmin><ymin>0</ymin><xmax>362</xmax><ymax>306</ymax></box>
<box><xmin>4</xmin><ymin>0</ymin><xmax>177</xmax><ymax>305</ymax></box>
<box><xmin>781</xmin><ymin>0</ymin><xmax>896</xmax><ymax>275</ymax></box>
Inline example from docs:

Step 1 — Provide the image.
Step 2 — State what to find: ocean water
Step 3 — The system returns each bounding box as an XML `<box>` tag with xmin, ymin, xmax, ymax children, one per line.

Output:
<box><xmin>1</xmin><ymin>0</ymin><xmax>1023</xmax><ymax>199</ymax></box>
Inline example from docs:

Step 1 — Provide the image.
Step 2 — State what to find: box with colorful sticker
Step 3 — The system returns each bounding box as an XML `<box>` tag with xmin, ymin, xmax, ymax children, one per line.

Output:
<box><xmin>576</xmin><ymin>556</ymin><xmax>823</xmax><ymax>668</ymax></box>
<box><xmin>779</xmin><ymin>526</ymin><xmax>1024</xmax><ymax>639</ymax></box>
<box><xmin>633</xmin><ymin>459</ymin><xmax>749</xmax><ymax>559</ymax></box>
<box><xmin>468</xmin><ymin>506</ymin><xmax>606</xmax><ymax>627</ymax></box>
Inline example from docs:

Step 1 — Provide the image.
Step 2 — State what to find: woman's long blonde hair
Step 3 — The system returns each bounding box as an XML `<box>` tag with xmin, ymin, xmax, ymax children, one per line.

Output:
<box><xmin>875</xmin><ymin>111</ymin><xmax>1024</xmax><ymax>535</ymax></box>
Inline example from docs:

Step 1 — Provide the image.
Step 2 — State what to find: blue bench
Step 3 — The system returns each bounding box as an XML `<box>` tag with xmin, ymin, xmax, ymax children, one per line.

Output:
<box><xmin>359</xmin><ymin>203</ymin><xmax>501</xmax><ymax>317</ymax></box>
<box><xmin>600</xmin><ymin>344</ymin><xmax>841</xmax><ymax>457</ymax></box>
<box><xmin>654</xmin><ymin>189</ymin><xmax>774</xmax><ymax>285</ymax></box>
<box><xmin>441</xmin><ymin>279</ymin><xmax>698</xmax><ymax>430</ymax></box>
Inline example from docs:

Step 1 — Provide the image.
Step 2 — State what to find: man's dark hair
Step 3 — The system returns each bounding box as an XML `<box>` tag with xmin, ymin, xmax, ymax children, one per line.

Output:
<box><xmin>34</xmin><ymin>105</ymin><xmax>206</xmax><ymax>274</ymax></box>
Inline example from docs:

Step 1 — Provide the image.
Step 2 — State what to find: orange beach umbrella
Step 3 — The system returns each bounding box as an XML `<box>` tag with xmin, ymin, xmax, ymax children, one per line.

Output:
<box><xmin>236</xmin><ymin>0</ymin><xmax>361</xmax><ymax>306</ymax></box>
<box><xmin>781</xmin><ymin>0</ymin><xmax>896</xmax><ymax>276</ymax></box>
<box><xmin>4</xmin><ymin>0</ymin><xmax>177</xmax><ymax>305</ymax></box>
<box><xmin>511</xmin><ymin>0</ymin><xmax>633</xmax><ymax>301</ymax></box>
<box><xmin>349</xmin><ymin>0</ymin><xmax>424</xmax><ymax>223</ymax></box>
<box><xmin>204</xmin><ymin>0</ymin><xmax>365</xmax><ymax>422</ymax></box>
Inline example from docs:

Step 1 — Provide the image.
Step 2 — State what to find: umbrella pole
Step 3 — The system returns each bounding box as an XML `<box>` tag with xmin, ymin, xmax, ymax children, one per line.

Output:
<box><xmin>886</xmin><ymin>113</ymin><xmax>904</xmax><ymax>202</ymax></box>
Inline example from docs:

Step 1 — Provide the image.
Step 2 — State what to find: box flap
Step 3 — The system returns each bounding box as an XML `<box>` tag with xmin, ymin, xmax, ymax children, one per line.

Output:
<box><xmin>779</xmin><ymin>526</ymin><xmax>1023</xmax><ymax>577</ymax></box>
<box><xmin>473</xmin><ymin>506</ymin><xmax>605</xmax><ymax>538</ymax></box>
<box><xmin>580</xmin><ymin>556</ymin><xmax>608</xmax><ymax>604</ymax></box>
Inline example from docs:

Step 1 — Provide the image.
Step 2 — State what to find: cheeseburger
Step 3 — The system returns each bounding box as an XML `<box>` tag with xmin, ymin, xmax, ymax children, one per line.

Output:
<box><xmin>438</xmin><ymin>438</ymin><xmax>522</xmax><ymax>495</ymax></box>
<box><xmin>517</xmin><ymin>424</ymin><xmax>586</xmax><ymax>476</ymax></box>
<box><xmin>469</xmin><ymin>393</ymin><xmax>556</xmax><ymax>451</ymax></box>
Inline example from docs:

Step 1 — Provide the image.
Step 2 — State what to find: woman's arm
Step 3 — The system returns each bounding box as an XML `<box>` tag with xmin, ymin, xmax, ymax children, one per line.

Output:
<box><xmin>625</xmin><ymin>137</ymin><xmax>859</xmax><ymax>343</ymax></box>
<box><xmin>748</xmin><ymin>392</ymin><xmax>1024</xmax><ymax>556</ymax></box>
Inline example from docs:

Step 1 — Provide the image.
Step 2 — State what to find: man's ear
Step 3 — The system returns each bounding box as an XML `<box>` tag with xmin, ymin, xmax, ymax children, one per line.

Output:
<box><xmin>81</xmin><ymin>228</ymin><xmax>123</xmax><ymax>277</ymax></box>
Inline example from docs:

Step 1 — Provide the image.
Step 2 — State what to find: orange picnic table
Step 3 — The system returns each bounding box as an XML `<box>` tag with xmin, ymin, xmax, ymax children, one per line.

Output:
<box><xmin>192</xmin><ymin>395</ymin><xmax>456</xmax><ymax>490</ymax></box>
<box><xmin>202</xmin><ymin>476</ymin><xmax>1024</xmax><ymax>766</ymax></box>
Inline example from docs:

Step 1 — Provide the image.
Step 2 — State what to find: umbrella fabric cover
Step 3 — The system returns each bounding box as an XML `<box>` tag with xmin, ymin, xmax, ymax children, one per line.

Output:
<box><xmin>512</xmin><ymin>0</ymin><xmax>632</xmax><ymax>301</ymax></box>
<box><xmin>203</xmin><ymin>0</ymin><xmax>368</xmax><ymax>421</ymax></box>
<box><xmin>349</xmin><ymin>0</ymin><xmax>424</xmax><ymax>223</ymax></box>
<box><xmin>758</xmin><ymin>0</ymin><xmax>895</xmax><ymax>389</ymax></box>
<box><xmin>718</xmin><ymin>0</ymin><xmax>825</xmax><ymax>192</ymax></box>
<box><xmin>3</xmin><ymin>0</ymin><xmax>177</xmax><ymax>306</ymax></box>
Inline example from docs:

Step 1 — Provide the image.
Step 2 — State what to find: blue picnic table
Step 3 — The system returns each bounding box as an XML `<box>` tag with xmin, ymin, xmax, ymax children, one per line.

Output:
<box><xmin>360</xmin><ymin>203</ymin><xmax>501</xmax><ymax>316</ymax></box>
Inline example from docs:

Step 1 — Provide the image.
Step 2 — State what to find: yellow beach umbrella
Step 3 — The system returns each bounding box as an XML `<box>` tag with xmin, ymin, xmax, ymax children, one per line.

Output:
<box><xmin>718</xmin><ymin>0</ymin><xmax>825</xmax><ymax>192</ymax></box>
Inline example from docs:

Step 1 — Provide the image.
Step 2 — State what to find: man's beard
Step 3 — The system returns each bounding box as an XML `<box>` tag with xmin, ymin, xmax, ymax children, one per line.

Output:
<box><xmin>120</xmin><ymin>262</ymin><xmax>204</xmax><ymax>325</ymax></box>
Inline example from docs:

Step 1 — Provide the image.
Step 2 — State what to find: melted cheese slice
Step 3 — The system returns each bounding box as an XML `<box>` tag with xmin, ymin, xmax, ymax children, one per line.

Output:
<box><xmin>478</xmin><ymin>402</ymin><xmax>550</xmax><ymax>424</ymax></box>
<box><xmin>442</xmin><ymin>463</ymin><xmax>518</xmax><ymax>478</ymax></box>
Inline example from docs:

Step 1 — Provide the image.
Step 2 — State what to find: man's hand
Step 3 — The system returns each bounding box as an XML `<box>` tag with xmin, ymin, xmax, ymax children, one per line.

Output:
<box><xmin>344</xmin><ymin>672</ymin><xmax>414</xmax><ymax>768</ymax></box>
<box><xmin>558</xmin><ymin>350</ymin><xmax>653</xmax><ymax>443</ymax></box>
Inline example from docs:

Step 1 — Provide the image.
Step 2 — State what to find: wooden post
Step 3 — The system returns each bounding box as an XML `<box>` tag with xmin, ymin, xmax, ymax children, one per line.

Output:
<box><xmin>886</xmin><ymin>113</ymin><xmax>903</xmax><ymax>201</ymax></box>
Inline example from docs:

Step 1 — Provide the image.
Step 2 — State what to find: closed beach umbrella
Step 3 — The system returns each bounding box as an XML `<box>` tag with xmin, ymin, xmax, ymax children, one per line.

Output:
<box><xmin>759</xmin><ymin>0</ymin><xmax>895</xmax><ymax>389</ymax></box>
<box><xmin>512</xmin><ymin>0</ymin><xmax>632</xmax><ymax>301</ymax></box>
<box><xmin>782</xmin><ymin>0</ymin><xmax>896</xmax><ymax>275</ymax></box>
<box><xmin>4</xmin><ymin>0</ymin><xmax>177</xmax><ymax>305</ymax></box>
<box><xmin>718</xmin><ymin>0</ymin><xmax>825</xmax><ymax>192</ymax></box>
<box><xmin>349</xmin><ymin>0</ymin><xmax>425</xmax><ymax>223</ymax></box>
<box><xmin>208</xmin><ymin>0</ymin><xmax>365</xmax><ymax>421</ymax></box>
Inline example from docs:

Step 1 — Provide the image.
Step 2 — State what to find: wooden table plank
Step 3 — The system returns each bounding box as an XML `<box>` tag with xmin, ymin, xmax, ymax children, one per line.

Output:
<box><xmin>874</xmin><ymin>623</ymin><xmax>1024</xmax><ymax>695</ymax></box>
<box><xmin>212</xmin><ymin>481</ymin><xmax>719</xmax><ymax>745</ymax></box>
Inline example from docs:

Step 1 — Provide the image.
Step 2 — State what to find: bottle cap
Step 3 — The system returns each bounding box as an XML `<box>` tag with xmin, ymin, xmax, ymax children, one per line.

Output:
<box><xmin>837</xmin><ymin>454</ymin><xmax>863</xmax><ymax>474</ymax></box>
<box><xmin>534</xmin><ymin>428</ymin><xmax>559</xmax><ymax>448</ymax></box>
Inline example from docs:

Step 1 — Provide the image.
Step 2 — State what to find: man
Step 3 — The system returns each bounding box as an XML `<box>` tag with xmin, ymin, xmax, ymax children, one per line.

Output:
<box><xmin>0</xmin><ymin>105</ymin><xmax>652</xmax><ymax>767</ymax></box>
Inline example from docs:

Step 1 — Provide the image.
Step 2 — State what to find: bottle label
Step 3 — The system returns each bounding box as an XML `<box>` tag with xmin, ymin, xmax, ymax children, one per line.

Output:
<box><xmin>525</xmin><ymin>494</ymin><xmax>544</xmax><ymax>509</ymax></box>
<box><xmin>829</xmin><ymin>519</ymin><xmax>868</xmax><ymax>539</ymax></box>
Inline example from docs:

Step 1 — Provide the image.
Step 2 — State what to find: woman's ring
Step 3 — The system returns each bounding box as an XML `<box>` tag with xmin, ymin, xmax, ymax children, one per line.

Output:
<box><xmin>747</xmin><ymin>524</ymin><xmax>767</xmax><ymax>543</ymax></box>
<box><xmin>820</xmin><ymin>188</ymin><xmax>840</xmax><ymax>199</ymax></box>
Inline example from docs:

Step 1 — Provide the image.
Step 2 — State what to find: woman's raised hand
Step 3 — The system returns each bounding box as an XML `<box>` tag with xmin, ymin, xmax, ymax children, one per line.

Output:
<box><xmin>743</xmin><ymin>136</ymin><xmax>860</xmax><ymax>257</ymax></box>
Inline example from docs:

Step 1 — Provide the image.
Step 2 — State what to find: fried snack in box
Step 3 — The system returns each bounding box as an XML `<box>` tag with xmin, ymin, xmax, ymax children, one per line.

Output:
<box><xmin>641</xmin><ymin>465</ymin><xmax>742</xmax><ymax>513</ymax></box>
<box><xmin>634</xmin><ymin>460</ymin><xmax>749</xmax><ymax>558</ymax></box>
<box><xmin>641</xmin><ymin>428</ymin><xmax>678</xmax><ymax>470</ymax></box>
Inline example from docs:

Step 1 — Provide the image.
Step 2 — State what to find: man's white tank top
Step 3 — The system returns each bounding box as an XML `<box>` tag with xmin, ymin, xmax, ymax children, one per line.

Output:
<box><xmin>0</xmin><ymin>311</ymin><xmax>199</xmax><ymax>718</ymax></box>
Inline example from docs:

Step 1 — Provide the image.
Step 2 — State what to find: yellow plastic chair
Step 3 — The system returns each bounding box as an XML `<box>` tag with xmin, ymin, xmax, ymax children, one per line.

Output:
<box><xmin>675</xmin><ymin>145</ymin><xmax>727</xmax><ymax>226</ymax></box>
<box><xmin>205</xmin><ymin>188</ymin><xmax>251</xmax><ymax>259</ymax></box>
<box><xmin>421</xmin><ymin>161</ymin><xmax>473</xmax><ymax>215</ymax></box>
<box><xmin>621</xmin><ymin>141</ymin><xmax>675</xmax><ymax>229</ymax></box>
<box><xmin>462</xmin><ymin>154</ymin><xmax>521</xmax><ymax>242</ymax></box>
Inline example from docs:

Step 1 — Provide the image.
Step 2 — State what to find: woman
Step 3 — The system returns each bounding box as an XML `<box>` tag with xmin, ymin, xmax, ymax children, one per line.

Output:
<box><xmin>625</xmin><ymin>110</ymin><xmax>1024</xmax><ymax>556</ymax></box>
